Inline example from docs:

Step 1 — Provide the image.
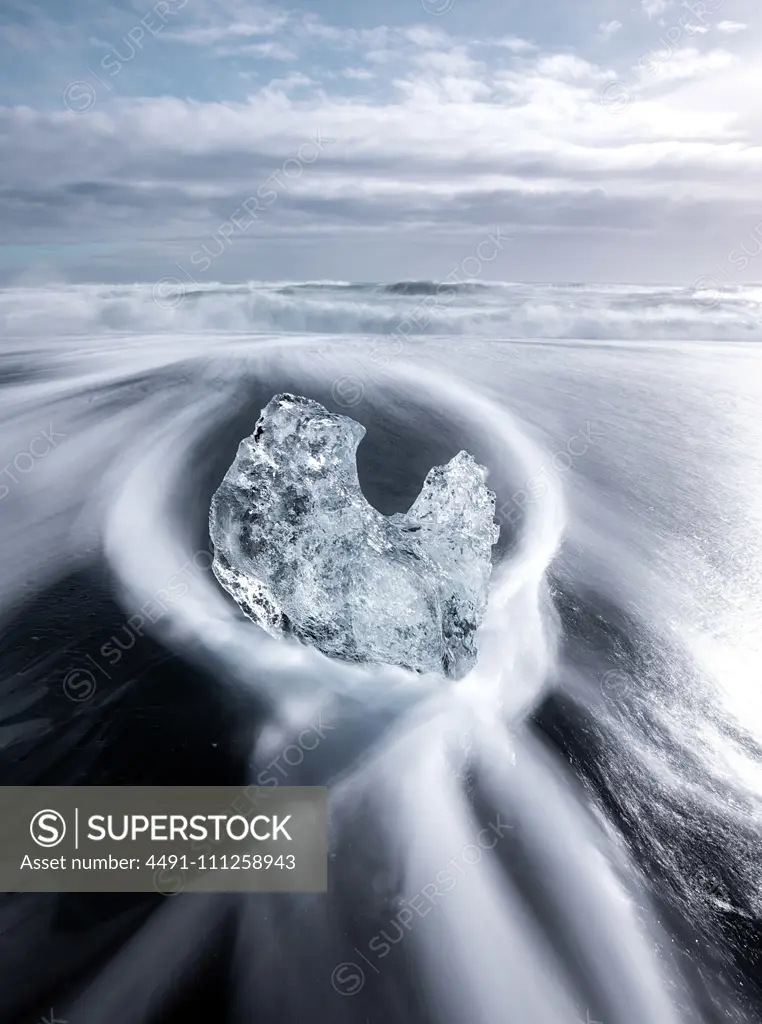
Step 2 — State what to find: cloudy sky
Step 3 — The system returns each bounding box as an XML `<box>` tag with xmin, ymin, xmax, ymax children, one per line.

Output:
<box><xmin>1</xmin><ymin>0</ymin><xmax>760</xmax><ymax>284</ymax></box>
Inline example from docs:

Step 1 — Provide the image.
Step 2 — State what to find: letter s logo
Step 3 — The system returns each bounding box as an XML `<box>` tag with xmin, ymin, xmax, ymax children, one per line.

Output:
<box><xmin>30</xmin><ymin>809</ymin><xmax>66</xmax><ymax>847</ymax></box>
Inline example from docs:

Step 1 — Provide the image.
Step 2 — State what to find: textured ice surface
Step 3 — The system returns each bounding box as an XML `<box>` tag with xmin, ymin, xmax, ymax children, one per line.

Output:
<box><xmin>209</xmin><ymin>393</ymin><xmax>499</xmax><ymax>679</ymax></box>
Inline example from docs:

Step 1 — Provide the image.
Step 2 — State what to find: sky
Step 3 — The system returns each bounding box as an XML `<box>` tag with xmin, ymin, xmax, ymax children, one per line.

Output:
<box><xmin>1</xmin><ymin>0</ymin><xmax>761</xmax><ymax>284</ymax></box>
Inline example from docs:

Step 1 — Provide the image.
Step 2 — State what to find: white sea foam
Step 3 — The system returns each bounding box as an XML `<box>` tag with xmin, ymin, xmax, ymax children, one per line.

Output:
<box><xmin>2</xmin><ymin>279</ymin><xmax>762</xmax><ymax>340</ymax></box>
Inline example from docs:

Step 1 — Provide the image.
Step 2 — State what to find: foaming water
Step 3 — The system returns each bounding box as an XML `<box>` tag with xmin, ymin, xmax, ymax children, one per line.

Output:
<box><xmin>1</xmin><ymin>289</ymin><xmax>761</xmax><ymax>1022</ymax></box>
<box><xmin>2</xmin><ymin>279</ymin><xmax>762</xmax><ymax>340</ymax></box>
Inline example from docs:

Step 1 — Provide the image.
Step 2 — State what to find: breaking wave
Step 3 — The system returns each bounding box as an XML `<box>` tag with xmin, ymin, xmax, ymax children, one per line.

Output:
<box><xmin>2</xmin><ymin>279</ymin><xmax>762</xmax><ymax>340</ymax></box>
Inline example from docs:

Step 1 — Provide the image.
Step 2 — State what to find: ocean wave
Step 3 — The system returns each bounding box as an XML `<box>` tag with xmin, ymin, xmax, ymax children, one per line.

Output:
<box><xmin>381</xmin><ymin>281</ymin><xmax>491</xmax><ymax>296</ymax></box>
<box><xmin>2</xmin><ymin>280</ymin><xmax>762</xmax><ymax>342</ymax></box>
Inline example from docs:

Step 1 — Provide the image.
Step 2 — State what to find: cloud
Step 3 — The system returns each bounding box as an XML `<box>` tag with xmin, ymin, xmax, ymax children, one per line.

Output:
<box><xmin>342</xmin><ymin>68</ymin><xmax>376</xmax><ymax>81</ymax></box>
<box><xmin>166</xmin><ymin>10</ymin><xmax>289</xmax><ymax>46</ymax></box>
<box><xmin>1</xmin><ymin>39</ymin><xmax>757</xmax><ymax>248</ymax></box>
<box><xmin>716</xmin><ymin>21</ymin><xmax>748</xmax><ymax>35</ymax></box>
<box><xmin>489</xmin><ymin>35</ymin><xmax>536</xmax><ymax>53</ymax></box>
<box><xmin>636</xmin><ymin>47</ymin><xmax>738</xmax><ymax>85</ymax></box>
<box><xmin>599</xmin><ymin>21</ymin><xmax>623</xmax><ymax>40</ymax></box>
<box><xmin>535</xmin><ymin>54</ymin><xmax>610</xmax><ymax>81</ymax></box>
<box><xmin>0</xmin><ymin>0</ymin><xmax>761</xmax><ymax>282</ymax></box>
<box><xmin>641</xmin><ymin>0</ymin><xmax>669</xmax><ymax>20</ymax></box>
<box><xmin>215</xmin><ymin>41</ymin><xmax>296</xmax><ymax>60</ymax></box>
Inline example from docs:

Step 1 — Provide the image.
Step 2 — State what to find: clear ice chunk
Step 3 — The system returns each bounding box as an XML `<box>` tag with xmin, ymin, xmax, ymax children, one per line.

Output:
<box><xmin>209</xmin><ymin>393</ymin><xmax>499</xmax><ymax>679</ymax></box>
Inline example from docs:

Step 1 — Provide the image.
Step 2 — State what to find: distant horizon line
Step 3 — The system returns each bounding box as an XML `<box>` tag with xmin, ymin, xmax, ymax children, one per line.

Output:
<box><xmin>2</xmin><ymin>278</ymin><xmax>762</xmax><ymax>290</ymax></box>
